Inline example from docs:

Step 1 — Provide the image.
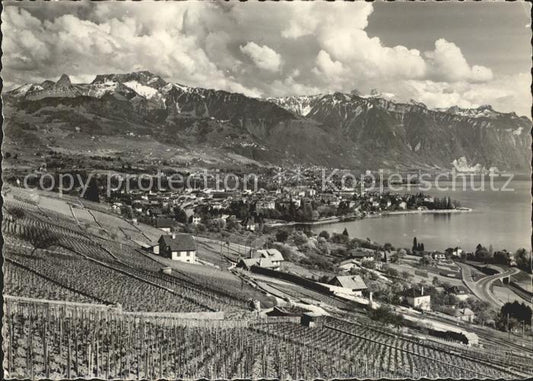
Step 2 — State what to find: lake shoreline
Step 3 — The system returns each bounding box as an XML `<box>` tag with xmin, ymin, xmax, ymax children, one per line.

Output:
<box><xmin>265</xmin><ymin>207</ymin><xmax>473</xmax><ymax>228</ymax></box>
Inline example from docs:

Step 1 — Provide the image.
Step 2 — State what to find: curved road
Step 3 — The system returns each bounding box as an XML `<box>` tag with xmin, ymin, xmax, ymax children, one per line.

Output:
<box><xmin>457</xmin><ymin>263</ymin><xmax>520</xmax><ymax>309</ymax></box>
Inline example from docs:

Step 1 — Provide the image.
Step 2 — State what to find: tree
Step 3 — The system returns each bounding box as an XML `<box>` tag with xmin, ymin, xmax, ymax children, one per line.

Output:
<box><xmin>83</xmin><ymin>176</ymin><xmax>100</xmax><ymax>202</ymax></box>
<box><xmin>501</xmin><ymin>301</ymin><xmax>532</xmax><ymax>323</ymax></box>
<box><xmin>22</xmin><ymin>226</ymin><xmax>61</xmax><ymax>256</ymax></box>
<box><xmin>397</xmin><ymin>248</ymin><xmax>407</xmax><ymax>260</ymax></box>
<box><xmin>361</xmin><ymin>260</ymin><xmax>376</xmax><ymax>269</ymax></box>
<box><xmin>226</xmin><ymin>215</ymin><xmax>240</xmax><ymax>231</ymax></box>
<box><xmin>347</xmin><ymin>239</ymin><xmax>361</xmax><ymax>250</ymax></box>
<box><xmin>318</xmin><ymin>230</ymin><xmax>330</xmax><ymax>240</ymax></box>
<box><xmin>383</xmin><ymin>243</ymin><xmax>394</xmax><ymax>252</ymax></box>
<box><xmin>331</xmin><ymin>232</ymin><xmax>349</xmax><ymax>244</ymax></box>
<box><xmin>514</xmin><ymin>248</ymin><xmax>532</xmax><ymax>272</ymax></box>
<box><xmin>385</xmin><ymin>267</ymin><xmax>399</xmax><ymax>278</ymax></box>
<box><xmin>301</xmin><ymin>201</ymin><xmax>315</xmax><ymax>221</ymax></box>
<box><xmin>275</xmin><ymin>229</ymin><xmax>289</xmax><ymax>243</ymax></box>
<box><xmin>174</xmin><ymin>207</ymin><xmax>188</xmax><ymax>224</ymax></box>
<box><xmin>475</xmin><ymin>245</ymin><xmax>491</xmax><ymax>262</ymax></box>
<box><xmin>413</xmin><ymin>237</ymin><xmax>418</xmax><ymax>251</ymax></box>
<box><xmin>432</xmin><ymin>276</ymin><xmax>440</xmax><ymax>287</ymax></box>
<box><xmin>401</xmin><ymin>270</ymin><xmax>412</xmax><ymax>280</ymax></box>
<box><xmin>6</xmin><ymin>206</ymin><xmax>25</xmax><ymax>220</ymax></box>
<box><xmin>493</xmin><ymin>250</ymin><xmax>510</xmax><ymax>265</ymax></box>
<box><xmin>368</xmin><ymin>306</ymin><xmax>404</xmax><ymax>328</ymax></box>
<box><xmin>496</xmin><ymin>301</ymin><xmax>532</xmax><ymax>331</ymax></box>
<box><xmin>419</xmin><ymin>256</ymin><xmax>431</xmax><ymax>266</ymax></box>
<box><xmin>342</xmin><ymin>227</ymin><xmax>349</xmax><ymax>237</ymax></box>
<box><xmin>293</xmin><ymin>231</ymin><xmax>308</xmax><ymax>246</ymax></box>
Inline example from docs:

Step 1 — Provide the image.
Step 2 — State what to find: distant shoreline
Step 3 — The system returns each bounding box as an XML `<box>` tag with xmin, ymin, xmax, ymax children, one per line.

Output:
<box><xmin>265</xmin><ymin>207</ymin><xmax>473</xmax><ymax>228</ymax></box>
<box><xmin>376</xmin><ymin>207</ymin><xmax>472</xmax><ymax>217</ymax></box>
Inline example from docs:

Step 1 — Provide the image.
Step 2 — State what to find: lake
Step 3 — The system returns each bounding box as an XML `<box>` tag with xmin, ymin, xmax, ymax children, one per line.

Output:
<box><xmin>313</xmin><ymin>178</ymin><xmax>531</xmax><ymax>253</ymax></box>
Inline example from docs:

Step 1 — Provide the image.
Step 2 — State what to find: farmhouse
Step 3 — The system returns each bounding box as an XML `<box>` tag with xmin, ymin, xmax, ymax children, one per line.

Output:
<box><xmin>404</xmin><ymin>288</ymin><xmax>431</xmax><ymax>311</ymax></box>
<box><xmin>444</xmin><ymin>285</ymin><xmax>471</xmax><ymax>301</ymax></box>
<box><xmin>432</xmin><ymin>252</ymin><xmax>446</xmax><ymax>261</ymax></box>
<box><xmin>443</xmin><ymin>307</ymin><xmax>476</xmax><ymax>323</ymax></box>
<box><xmin>154</xmin><ymin>217</ymin><xmax>176</xmax><ymax>232</ymax></box>
<box><xmin>253</xmin><ymin>249</ymin><xmax>284</xmax><ymax>268</ymax></box>
<box><xmin>338</xmin><ymin>259</ymin><xmax>360</xmax><ymax>272</ymax></box>
<box><xmin>328</xmin><ymin>275</ymin><xmax>367</xmax><ymax>296</ymax></box>
<box><xmin>153</xmin><ymin>233</ymin><xmax>196</xmax><ymax>263</ymax></box>
<box><xmin>350</xmin><ymin>250</ymin><xmax>375</xmax><ymax>262</ymax></box>
<box><xmin>236</xmin><ymin>257</ymin><xmax>277</xmax><ymax>270</ymax></box>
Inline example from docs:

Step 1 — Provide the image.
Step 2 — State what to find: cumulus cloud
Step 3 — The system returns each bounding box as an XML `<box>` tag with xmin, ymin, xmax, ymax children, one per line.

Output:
<box><xmin>240</xmin><ymin>42</ymin><xmax>282</xmax><ymax>72</ymax></box>
<box><xmin>424</xmin><ymin>39</ymin><xmax>493</xmax><ymax>83</ymax></box>
<box><xmin>1</xmin><ymin>1</ymin><xmax>528</xmax><ymax>116</ymax></box>
<box><xmin>401</xmin><ymin>73</ymin><xmax>531</xmax><ymax>117</ymax></box>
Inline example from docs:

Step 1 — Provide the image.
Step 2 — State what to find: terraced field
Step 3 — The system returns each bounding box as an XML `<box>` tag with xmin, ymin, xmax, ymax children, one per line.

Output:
<box><xmin>3</xmin><ymin>197</ymin><xmax>531</xmax><ymax>380</ymax></box>
<box><xmin>3</xmin><ymin>300</ymin><xmax>527</xmax><ymax>380</ymax></box>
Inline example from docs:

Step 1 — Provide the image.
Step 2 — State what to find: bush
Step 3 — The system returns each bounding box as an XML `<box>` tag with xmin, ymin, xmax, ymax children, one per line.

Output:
<box><xmin>361</xmin><ymin>260</ymin><xmax>376</xmax><ymax>269</ymax></box>
<box><xmin>368</xmin><ymin>306</ymin><xmax>404</xmax><ymax>327</ymax></box>
<box><xmin>414</xmin><ymin>270</ymin><xmax>428</xmax><ymax>278</ymax></box>
<box><xmin>275</xmin><ymin>229</ymin><xmax>289</xmax><ymax>242</ymax></box>
<box><xmin>347</xmin><ymin>239</ymin><xmax>361</xmax><ymax>250</ymax></box>
<box><xmin>331</xmin><ymin>233</ymin><xmax>349</xmax><ymax>244</ymax></box>
<box><xmin>300</xmin><ymin>253</ymin><xmax>334</xmax><ymax>271</ymax></box>
<box><xmin>272</xmin><ymin>243</ymin><xmax>299</xmax><ymax>262</ymax></box>
<box><xmin>293</xmin><ymin>232</ymin><xmax>309</xmax><ymax>246</ymax></box>
<box><xmin>318</xmin><ymin>230</ymin><xmax>330</xmax><ymax>240</ymax></box>
<box><xmin>401</xmin><ymin>271</ymin><xmax>413</xmax><ymax>279</ymax></box>
<box><xmin>195</xmin><ymin>223</ymin><xmax>206</xmax><ymax>233</ymax></box>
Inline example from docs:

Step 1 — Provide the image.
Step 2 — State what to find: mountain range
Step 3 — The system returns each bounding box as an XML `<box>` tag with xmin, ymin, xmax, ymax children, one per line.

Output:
<box><xmin>3</xmin><ymin>71</ymin><xmax>531</xmax><ymax>170</ymax></box>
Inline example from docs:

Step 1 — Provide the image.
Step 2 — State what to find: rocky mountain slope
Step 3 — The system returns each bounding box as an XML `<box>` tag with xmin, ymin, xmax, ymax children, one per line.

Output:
<box><xmin>3</xmin><ymin>71</ymin><xmax>530</xmax><ymax>170</ymax></box>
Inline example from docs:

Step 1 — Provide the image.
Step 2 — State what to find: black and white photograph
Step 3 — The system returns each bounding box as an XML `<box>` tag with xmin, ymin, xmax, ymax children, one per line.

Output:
<box><xmin>1</xmin><ymin>0</ymin><xmax>532</xmax><ymax>379</ymax></box>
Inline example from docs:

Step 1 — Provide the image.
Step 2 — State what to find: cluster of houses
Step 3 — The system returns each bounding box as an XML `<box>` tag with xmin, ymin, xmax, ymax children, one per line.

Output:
<box><xmin>107</xmin><ymin>174</ymin><xmax>440</xmax><ymax>232</ymax></box>
<box><xmin>236</xmin><ymin>248</ymin><xmax>285</xmax><ymax>270</ymax></box>
<box><xmin>149</xmin><ymin>230</ymin><xmax>477</xmax><ymax>327</ymax></box>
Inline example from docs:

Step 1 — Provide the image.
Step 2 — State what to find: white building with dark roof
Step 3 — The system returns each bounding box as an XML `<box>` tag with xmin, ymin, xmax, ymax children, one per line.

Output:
<box><xmin>404</xmin><ymin>287</ymin><xmax>431</xmax><ymax>311</ymax></box>
<box><xmin>154</xmin><ymin>233</ymin><xmax>196</xmax><ymax>263</ymax></box>
<box><xmin>328</xmin><ymin>275</ymin><xmax>367</xmax><ymax>296</ymax></box>
<box><xmin>253</xmin><ymin>249</ymin><xmax>284</xmax><ymax>268</ymax></box>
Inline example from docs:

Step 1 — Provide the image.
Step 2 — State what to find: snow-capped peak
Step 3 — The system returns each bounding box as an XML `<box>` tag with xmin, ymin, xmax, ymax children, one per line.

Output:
<box><xmin>123</xmin><ymin>80</ymin><xmax>159</xmax><ymax>99</ymax></box>
<box><xmin>443</xmin><ymin>104</ymin><xmax>499</xmax><ymax>119</ymax></box>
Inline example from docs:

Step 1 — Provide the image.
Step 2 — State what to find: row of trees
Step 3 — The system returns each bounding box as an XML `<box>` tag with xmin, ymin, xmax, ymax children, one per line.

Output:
<box><xmin>495</xmin><ymin>301</ymin><xmax>532</xmax><ymax>332</ymax></box>
<box><xmin>426</xmin><ymin>196</ymin><xmax>456</xmax><ymax>210</ymax></box>
<box><xmin>471</xmin><ymin>244</ymin><xmax>531</xmax><ymax>272</ymax></box>
<box><xmin>412</xmin><ymin>237</ymin><xmax>425</xmax><ymax>252</ymax></box>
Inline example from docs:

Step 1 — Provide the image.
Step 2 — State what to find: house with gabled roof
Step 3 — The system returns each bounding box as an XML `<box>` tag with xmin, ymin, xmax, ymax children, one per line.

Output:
<box><xmin>236</xmin><ymin>257</ymin><xmax>277</xmax><ymax>271</ymax></box>
<box><xmin>442</xmin><ymin>307</ymin><xmax>476</xmax><ymax>323</ymax></box>
<box><xmin>404</xmin><ymin>287</ymin><xmax>431</xmax><ymax>311</ymax></box>
<box><xmin>329</xmin><ymin>275</ymin><xmax>367</xmax><ymax>296</ymax></box>
<box><xmin>153</xmin><ymin>233</ymin><xmax>196</xmax><ymax>263</ymax></box>
<box><xmin>253</xmin><ymin>249</ymin><xmax>284</xmax><ymax>268</ymax></box>
<box><xmin>154</xmin><ymin>217</ymin><xmax>176</xmax><ymax>232</ymax></box>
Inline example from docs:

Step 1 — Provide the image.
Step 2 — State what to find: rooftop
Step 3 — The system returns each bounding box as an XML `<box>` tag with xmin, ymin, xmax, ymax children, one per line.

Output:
<box><xmin>254</xmin><ymin>248</ymin><xmax>284</xmax><ymax>262</ymax></box>
<box><xmin>330</xmin><ymin>275</ymin><xmax>367</xmax><ymax>290</ymax></box>
<box><xmin>159</xmin><ymin>233</ymin><xmax>196</xmax><ymax>251</ymax></box>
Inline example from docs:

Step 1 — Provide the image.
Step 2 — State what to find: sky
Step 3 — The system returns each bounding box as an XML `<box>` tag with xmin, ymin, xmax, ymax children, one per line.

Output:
<box><xmin>2</xmin><ymin>0</ymin><xmax>531</xmax><ymax>116</ymax></box>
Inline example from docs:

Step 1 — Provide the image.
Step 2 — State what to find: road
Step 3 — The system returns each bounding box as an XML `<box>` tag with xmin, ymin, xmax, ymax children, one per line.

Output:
<box><xmin>457</xmin><ymin>263</ymin><xmax>520</xmax><ymax>309</ymax></box>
